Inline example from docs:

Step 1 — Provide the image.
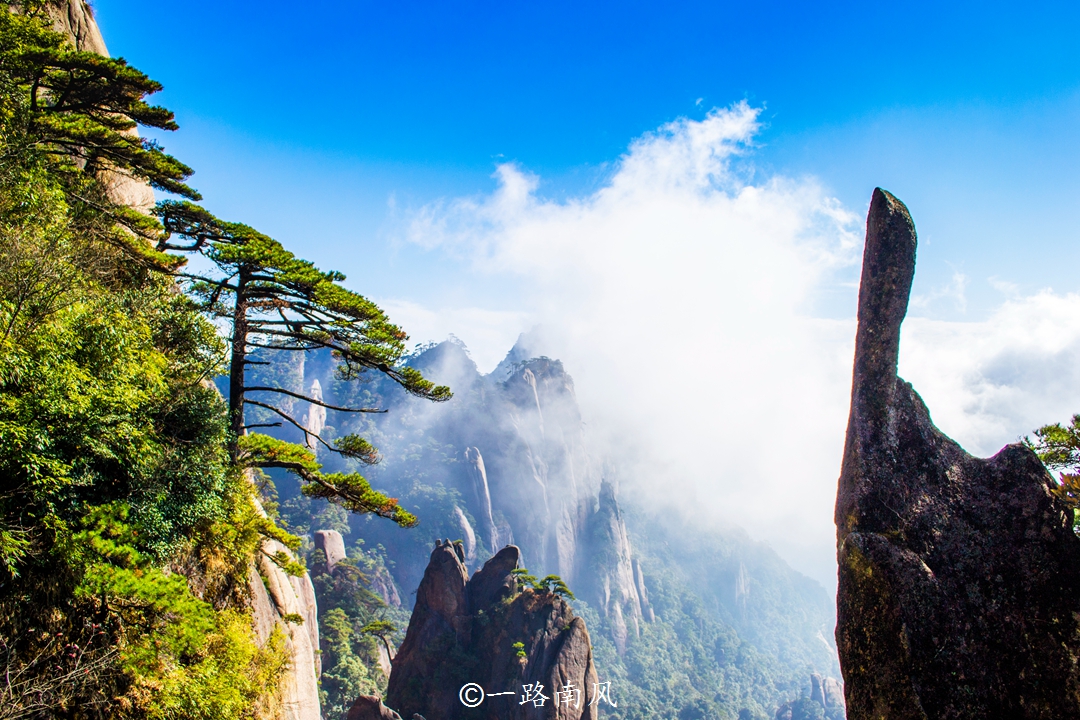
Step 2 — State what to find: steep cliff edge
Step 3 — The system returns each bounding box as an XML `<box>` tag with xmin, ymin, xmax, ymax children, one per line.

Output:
<box><xmin>835</xmin><ymin>188</ymin><xmax>1080</xmax><ymax>718</ymax></box>
<box><xmin>330</xmin><ymin>341</ymin><xmax>651</xmax><ymax>647</ymax></box>
<box><xmin>277</xmin><ymin>336</ymin><xmax>841</xmax><ymax>717</ymax></box>
<box><xmin>576</xmin><ymin>481</ymin><xmax>651</xmax><ymax>653</ymax></box>
<box><xmin>385</xmin><ymin>542</ymin><xmax>599</xmax><ymax>720</ymax></box>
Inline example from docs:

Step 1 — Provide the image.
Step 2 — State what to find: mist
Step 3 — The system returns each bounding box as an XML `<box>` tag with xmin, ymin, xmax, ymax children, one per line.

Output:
<box><xmin>386</xmin><ymin>102</ymin><xmax>1080</xmax><ymax>592</ymax></box>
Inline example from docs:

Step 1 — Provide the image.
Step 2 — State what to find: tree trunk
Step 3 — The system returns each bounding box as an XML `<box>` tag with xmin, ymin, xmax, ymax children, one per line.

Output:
<box><xmin>228</xmin><ymin>268</ymin><xmax>250</xmax><ymax>460</ymax></box>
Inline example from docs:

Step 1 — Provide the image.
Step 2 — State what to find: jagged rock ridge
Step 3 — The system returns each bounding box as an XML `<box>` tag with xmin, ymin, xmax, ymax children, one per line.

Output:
<box><xmin>304</xmin><ymin>339</ymin><xmax>653</xmax><ymax>648</ymax></box>
<box><xmin>386</xmin><ymin>541</ymin><xmax>598</xmax><ymax>720</ymax></box>
<box><xmin>835</xmin><ymin>188</ymin><xmax>1080</xmax><ymax>718</ymax></box>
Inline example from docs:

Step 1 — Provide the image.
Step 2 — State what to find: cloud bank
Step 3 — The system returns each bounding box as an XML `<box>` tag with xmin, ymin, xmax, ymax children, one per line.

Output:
<box><xmin>398</xmin><ymin>102</ymin><xmax>1080</xmax><ymax>592</ymax></box>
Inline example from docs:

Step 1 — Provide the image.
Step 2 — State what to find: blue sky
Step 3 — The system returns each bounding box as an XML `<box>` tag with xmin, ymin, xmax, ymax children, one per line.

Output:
<box><xmin>94</xmin><ymin>0</ymin><xmax>1080</xmax><ymax>320</ymax></box>
<box><xmin>92</xmin><ymin>1</ymin><xmax>1080</xmax><ymax>588</ymax></box>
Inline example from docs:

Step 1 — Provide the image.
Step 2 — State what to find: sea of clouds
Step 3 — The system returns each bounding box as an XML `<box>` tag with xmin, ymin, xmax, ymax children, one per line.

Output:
<box><xmin>384</xmin><ymin>102</ymin><xmax>1080</xmax><ymax>592</ymax></box>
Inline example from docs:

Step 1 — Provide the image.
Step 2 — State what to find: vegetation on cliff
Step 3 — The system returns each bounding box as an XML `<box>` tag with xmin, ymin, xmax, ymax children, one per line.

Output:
<box><xmin>0</xmin><ymin>4</ymin><xmax>444</xmax><ymax>716</ymax></box>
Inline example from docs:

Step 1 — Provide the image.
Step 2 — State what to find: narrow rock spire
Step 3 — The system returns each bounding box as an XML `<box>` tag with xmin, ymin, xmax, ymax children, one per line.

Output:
<box><xmin>835</xmin><ymin>188</ymin><xmax>1080</xmax><ymax>718</ymax></box>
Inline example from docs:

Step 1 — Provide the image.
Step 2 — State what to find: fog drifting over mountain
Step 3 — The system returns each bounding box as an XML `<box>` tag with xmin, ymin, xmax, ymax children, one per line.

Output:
<box><xmin>384</xmin><ymin>102</ymin><xmax>1080</xmax><ymax>591</ymax></box>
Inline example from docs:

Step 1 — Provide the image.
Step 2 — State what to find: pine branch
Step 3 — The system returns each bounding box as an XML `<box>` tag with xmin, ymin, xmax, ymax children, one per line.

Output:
<box><xmin>243</xmin><ymin>387</ymin><xmax>385</xmax><ymax>414</ymax></box>
<box><xmin>242</xmin><ymin>400</ymin><xmax>340</xmax><ymax>455</ymax></box>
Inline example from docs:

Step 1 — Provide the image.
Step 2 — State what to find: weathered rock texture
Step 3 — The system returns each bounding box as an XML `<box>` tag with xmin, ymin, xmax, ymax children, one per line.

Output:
<box><xmin>774</xmin><ymin>673</ymin><xmax>845</xmax><ymax>720</ymax></box>
<box><xmin>835</xmin><ymin>188</ymin><xmax>1080</xmax><ymax>718</ymax></box>
<box><xmin>810</xmin><ymin>673</ymin><xmax>844</xmax><ymax>714</ymax></box>
<box><xmin>386</xmin><ymin>541</ymin><xmax>599</xmax><ymax>720</ymax></box>
<box><xmin>577</xmin><ymin>480</ymin><xmax>652</xmax><ymax>653</ymax></box>
<box><xmin>295</xmin><ymin>339</ymin><xmax>654</xmax><ymax>651</ymax></box>
<box><xmin>302</xmin><ymin>379</ymin><xmax>327</xmax><ymax>451</ymax></box>
<box><xmin>370</xmin><ymin>564</ymin><xmax>402</xmax><ymax>608</ymax></box>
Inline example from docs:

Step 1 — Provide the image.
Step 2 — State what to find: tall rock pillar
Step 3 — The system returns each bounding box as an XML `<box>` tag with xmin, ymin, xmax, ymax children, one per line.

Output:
<box><xmin>835</xmin><ymin>188</ymin><xmax>1080</xmax><ymax>718</ymax></box>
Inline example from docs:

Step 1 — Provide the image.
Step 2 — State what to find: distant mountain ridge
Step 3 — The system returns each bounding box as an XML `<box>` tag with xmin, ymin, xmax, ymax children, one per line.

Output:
<box><xmin>266</xmin><ymin>336</ymin><xmax>842</xmax><ymax>718</ymax></box>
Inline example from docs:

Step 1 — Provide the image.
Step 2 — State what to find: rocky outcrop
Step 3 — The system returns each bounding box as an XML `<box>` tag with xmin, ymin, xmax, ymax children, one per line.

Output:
<box><xmin>774</xmin><ymin>674</ymin><xmax>845</xmax><ymax>720</ymax></box>
<box><xmin>454</xmin><ymin>506</ymin><xmax>477</xmax><ymax>562</ymax></box>
<box><xmin>245</xmin><ymin>494</ymin><xmax>322</xmax><ymax>719</ymax></box>
<box><xmin>499</xmin><ymin>358</ymin><xmax>594</xmax><ymax>582</ymax></box>
<box><xmin>302</xmin><ymin>379</ymin><xmax>327</xmax><ymax>451</ymax></box>
<box><xmin>46</xmin><ymin>0</ymin><xmax>107</xmax><ymax>54</ymax></box>
<box><xmin>385</xmin><ymin>542</ymin><xmax>599</xmax><ymax>720</ymax></box>
<box><xmin>314</xmin><ymin>529</ymin><xmax>347</xmax><ymax>571</ymax></box>
<box><xmin>810</xmin><ymin>674</ymin><xmax>844</xmax><ymax>714</ymax></box>
<box><xmin>835</xmin><ymin>189</ymin><xmax>1080</xmax><ymax>718</ymax></box>
<box><xmin>250</xmin><ymin>534</ymin><xmax>322</xmax><ymax>720</ymax></box>
<box><xmin>370</xmin><ymin>565</ymin><xmax>402</xmax><ymax>608</ymax></box>
<box><xmin>465</xmin><ymin>447</ymin><xmax>502</xmax><ymax>553</ymax></box>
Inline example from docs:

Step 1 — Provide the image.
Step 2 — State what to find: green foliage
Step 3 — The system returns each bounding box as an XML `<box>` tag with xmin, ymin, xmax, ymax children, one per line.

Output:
<box><xmin>0</xmin><ymin>8</ymin><xmax>311</xmax><ymax>716</ymax></box>
<box><xmin>361</xmin><ymin>619</ymin><xmax>398</xmax><ymax>640</ymax></box>
<box><xmin>1</xmin><ymin>495</ymin><xmax>290</xmax><ymax>719</ymax></box>
<box><xmin>572</xmin><ymin>550</ymin><xmax>808</xmax><ymax>720</ymax></box>
<box><xmin>320</xmin><ymin>608</ymin><xmax>380</xmax><ymax>713</ymax></box>
<box><xmin>512</xmin><ymin>641</ymin><xmax>527</xmax><ymax>660</ymax></box>
<box><xmin>509</xmin><ymin>568</ymin><xmax>575</xmax><ymax>598</ymax></box>
<box><xmin>238</xmin><ymin>433</ymin><xmax>417</xmax><ymax>528</ymax></box>
<box><xmin>536</xmin><ymin>574</ymin><xmax>575</xmax><ymax>598</ymax></box>
<box><xmin>131</xmin><ymin>612</ymin><xmax>289</xmax><ymax>720</ymax></box>
<box><xmin>344</xmin><ymin>475</ymin><xmax>480</xmax><ymax>596</ymax></box>
<box><xmin>0</xmin><ymin>181</ymin><xmax>231</xmax><ymax>569</ymax></box>
<box><xmin>511</xmin><ymin>567</ymin><xmax>538</xmax><ymax>587</ymax></box>
<box><xmin>1027</xmin><ymin>414</ymin><xmax>1080</xmax><ymax>529</ymax></box>
<box><xmin>154</xmin><ymin>198</ymin><xmax>451</xmax><ymax>431</ymax></box>
<box><xmin>72</xmin><ymin>504</ymin><xmax>216</xmax><ymax>672</ymax></box>
<box><xmin>156</xmin><ymin>198</ymin><xmax>450</xmax><ymax>528</ymax></box>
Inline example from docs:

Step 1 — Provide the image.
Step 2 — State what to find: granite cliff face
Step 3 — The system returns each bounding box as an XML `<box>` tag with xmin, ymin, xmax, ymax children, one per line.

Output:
<box><xmin>774</xmin><ymin>673</ymin><xmax>845</xmax><ymax>720</ymax></box>
<box><xmin>250</xmin><ymin>538</ymin><xmax>322</xmax><ymax>720</ymax></box>
<box><xmin>385</xmin><ymin>541</ymin><xmax>598</xmax><ymax>720</ymax></box>
<box><xmin>835</xmin><ymin>189</ymin><xmax>1080</xmax><ymax>718</ymax></box>
<box><xmin>576</xmin><ymin>481</ymin><xmax>653</xmax><ymax>653</ymax></box>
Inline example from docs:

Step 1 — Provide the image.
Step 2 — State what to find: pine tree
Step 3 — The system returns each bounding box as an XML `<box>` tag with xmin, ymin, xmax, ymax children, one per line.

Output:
<box><xmin>156</xmin><ymin>201</ymin><xmax>451</xmax><ymax>526</ymax></box>
<box><xmin>2</xmin><ymin>3</ymin><xmax>451</xmax><ymax>529</ymax></box>
<box><xmin>0</xmin><ymin>2</ymin><xmax>197</xmax><ymax>269</ymax></box>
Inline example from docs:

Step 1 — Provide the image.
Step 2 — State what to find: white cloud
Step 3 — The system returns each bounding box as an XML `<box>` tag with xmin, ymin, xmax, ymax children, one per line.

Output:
<box><xmin>401</xmin><ymin>101</ymin><xmax>1080</xmax><ymax>593</ymax></box>
<box><xmin>900</xmin><ymin>290</ymin><xmax>1080</xmax><ymax>457</ymax></box>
